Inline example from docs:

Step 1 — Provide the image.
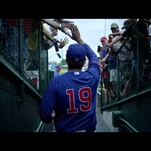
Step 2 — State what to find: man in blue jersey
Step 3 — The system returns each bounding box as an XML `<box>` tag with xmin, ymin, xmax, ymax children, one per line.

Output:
<box><xmin>54</xmin><ymin>65</ymin><xmax>62</xmax><ymax>77</ymax></box>
<box><xmin>39</xmin><ymin>24</ymin><xmax>100</xmax><ymax>132</ymax></box>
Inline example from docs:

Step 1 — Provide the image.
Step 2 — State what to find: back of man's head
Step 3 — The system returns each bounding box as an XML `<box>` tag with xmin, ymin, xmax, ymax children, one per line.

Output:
<box><xmin>66</xmin><ymin>44</ymin><xmax>86</xmax><ymax>69</ymax></box>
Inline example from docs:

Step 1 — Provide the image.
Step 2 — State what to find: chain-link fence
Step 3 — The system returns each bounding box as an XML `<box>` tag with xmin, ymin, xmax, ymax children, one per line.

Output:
<box><xmin>0</xmin><ymin>19</ymin><xmax>49</xmax><ymax>95</ymax></box>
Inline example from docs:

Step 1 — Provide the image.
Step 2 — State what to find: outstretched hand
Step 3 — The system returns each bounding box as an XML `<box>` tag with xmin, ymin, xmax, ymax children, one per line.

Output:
<box><xmin>60</xmin><ymin>20</ymin><xmax>74</xmax><ymax>29</ymax></box>
<box><xmin>65</xmin><ymin>24</ymin><xmax>84</xmax><ymax>44</ymax></box>
<box><xmin>59</xmin><ymin>37</ymin><xmax>69</xmax><ymax>48</ymax></box>
<box><xmin>59</xmin><ymin>20</ymin><xmax>74</xmax><ymax>35</ymax></box>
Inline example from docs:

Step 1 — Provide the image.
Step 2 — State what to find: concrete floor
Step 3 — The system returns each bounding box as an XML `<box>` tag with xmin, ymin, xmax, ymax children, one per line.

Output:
<box><xmin>95</xmin><ymin>107</ymin><xmax>111</xmax><ymax>132</ymax></box>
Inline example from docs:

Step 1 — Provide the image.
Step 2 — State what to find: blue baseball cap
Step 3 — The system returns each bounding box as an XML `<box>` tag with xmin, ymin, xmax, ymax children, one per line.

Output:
<box><xmin>66</xmin><ymin>44</ymin><xmax>86</xmax><ymax>62</ymax></box>
<box><xmin>55</xmin><ymin>65</ymin><xmax>61</xmax><ymax>69</ymax></box>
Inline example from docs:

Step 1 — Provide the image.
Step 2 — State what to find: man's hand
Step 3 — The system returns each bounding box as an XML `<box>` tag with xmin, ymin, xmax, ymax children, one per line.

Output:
<box><xmin>60</xmin><ymin>20</ymin><xmax>74</xmax><ymax>29</ymax></box>
<box><xmin>66</xmin><ymin>24</ymin><xmax>85</xmax><ymax>44</ymax></box>
<box><xmin>59</xmin><ymin>37</ymin><xmax>69</xmax><ymax>48</ymax></box>
<box><xmin>59</xmin><ymin>19</ymin><xmax>74</xmax><ymax>34</ymax></box>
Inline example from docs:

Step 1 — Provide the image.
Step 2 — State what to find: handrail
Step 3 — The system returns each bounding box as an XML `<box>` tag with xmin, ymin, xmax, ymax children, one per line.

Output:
<box><xmin>0</xmin><ymin>55</ymin><xmax>42</xmax><ymax>99</ymax></box>
<box><xmin>34</xmin><ymin>121</ymin><xmax>45</xmax><ymax>132</ymax></box>
<box><xmin>119</xmin><ymin>117</ymin><xmax>139</xmax><ymax>132</ymax></box>
<box><xmin>97</xmin><ymin>90</ymin><xmax>101</xmax><ymax>95</ymax></box>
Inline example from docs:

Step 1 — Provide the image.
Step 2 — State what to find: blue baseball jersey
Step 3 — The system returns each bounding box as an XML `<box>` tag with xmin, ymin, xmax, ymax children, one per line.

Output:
<box><xmin>54</xmin><ymin>71</ymin><xmax>60</xmax><ymax>77</ymax></box>
<box><xmin>39</xmin><ymin>44</ymin><xmax>100</xmax><ymax>132</ymax></box>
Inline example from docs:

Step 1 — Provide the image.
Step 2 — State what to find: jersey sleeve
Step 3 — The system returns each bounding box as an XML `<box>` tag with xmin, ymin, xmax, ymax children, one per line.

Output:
<box><xmin>39</xmin><ymin>80</ymin><xmax>56</xmax><ymax>123</ymax></box>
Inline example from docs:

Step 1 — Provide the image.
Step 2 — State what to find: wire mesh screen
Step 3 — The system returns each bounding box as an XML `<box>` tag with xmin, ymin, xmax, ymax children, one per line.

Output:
<box><xmin>0</xmin><ymin>19</ymin><xmax>48</xmax><ymax>95</ymax></box>
<box><xmin>0</xmin><ymin>19</ymin><xmax>19</xmax><ymax>69</ymax></box>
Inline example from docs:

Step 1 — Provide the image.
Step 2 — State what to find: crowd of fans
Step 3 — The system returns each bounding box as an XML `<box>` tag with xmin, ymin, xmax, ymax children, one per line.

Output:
<box><xmin>97</xmin><ymin>19</ymin><xmax>151</xmax><ymax>103</ymax></box>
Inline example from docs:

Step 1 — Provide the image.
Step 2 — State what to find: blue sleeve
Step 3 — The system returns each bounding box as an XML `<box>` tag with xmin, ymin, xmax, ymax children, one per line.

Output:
<box><xmin>82</xmin><ymin>44</ymin><xmax>100</xmax><ymax>81</ymax></box>
<box><xmin>39</xmin><ymin>110</ymin><xmax>52</xmax><ymax>124</ymax></box>
<box><xmin>39</xmin><ymin>80</ymin><xmax>56</xmax><ymax>123</ymax></box>
<box><xmin>82</xmin><ymin>44</ymin><xmax>99</xmax><ymax>66</ymax></box>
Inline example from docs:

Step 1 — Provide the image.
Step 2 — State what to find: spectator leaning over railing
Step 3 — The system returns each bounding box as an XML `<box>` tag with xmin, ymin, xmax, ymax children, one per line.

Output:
<box><xmin>105</xmin><ymin>19</ymin><xmax>150</xmax><ymax>91</ymax></box>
